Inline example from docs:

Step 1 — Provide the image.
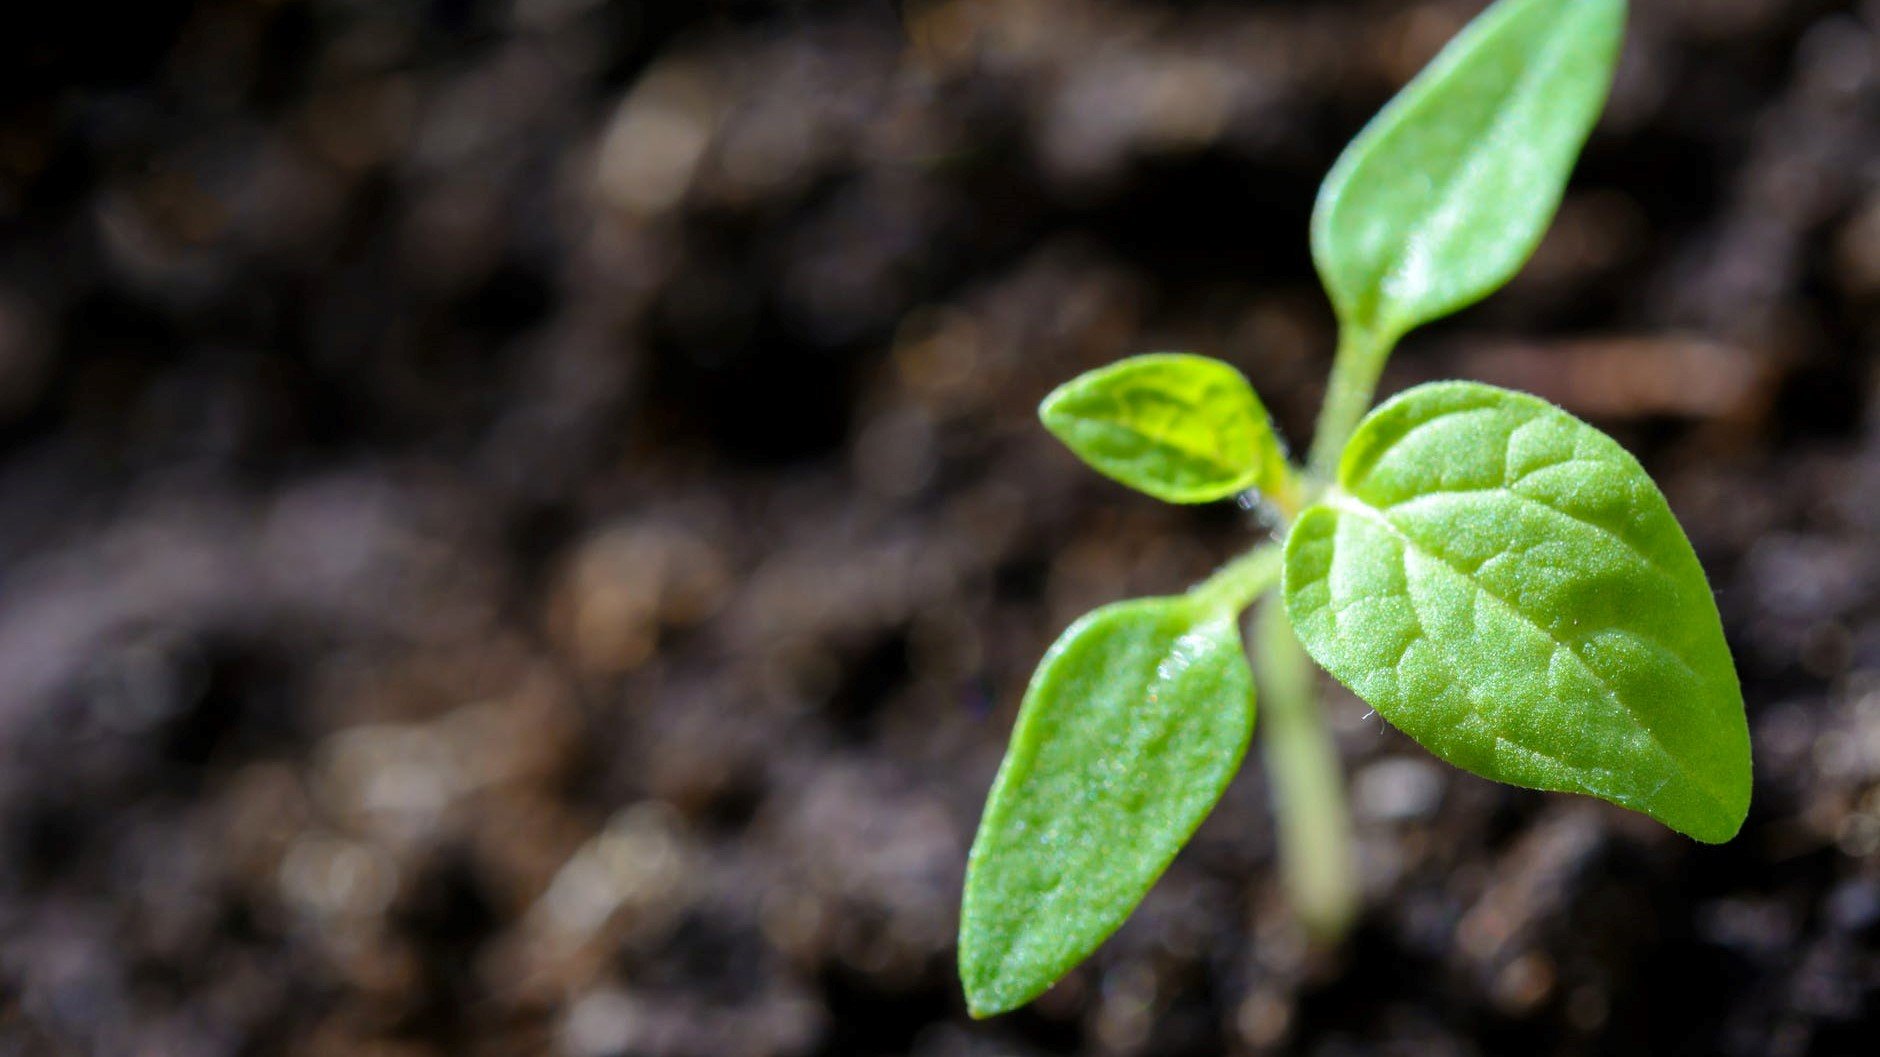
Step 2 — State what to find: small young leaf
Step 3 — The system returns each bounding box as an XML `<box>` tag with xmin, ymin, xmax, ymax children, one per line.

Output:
<box><xmin>960</xmin><ymin>596</ymin><xmax>1256</xmax><ymax>1017</ymax></box>
<box><xmin>1040</xmin><ymin>353</ymin><xmax>1288</xmax><ymax>504</ymax></box>
<box><xmin>1313</xmin><ymin>0</ymin><xmax>1626</xmax><ymax>341</ymax></box>
<box><xmin>1282</xmin><ymin>382</ymin><xmax>1750</xmax><ymax>842</ymax></box>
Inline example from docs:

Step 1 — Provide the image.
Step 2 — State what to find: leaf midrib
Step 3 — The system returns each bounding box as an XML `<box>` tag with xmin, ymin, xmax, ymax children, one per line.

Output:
<box><xmin>1067</xmin><ymin>406</ymin><xmax>1249</xmax><ymax>478</ymax></box>
<box><xmin>1381</xmin><ymin>487</ymin><xmax>1678</xmax><ymax>585</ymax></box>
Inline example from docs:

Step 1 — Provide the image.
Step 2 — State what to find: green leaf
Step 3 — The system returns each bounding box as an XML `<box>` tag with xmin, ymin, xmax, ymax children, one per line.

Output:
<box><xmin>960</xmin><ymin>595</ymin><xmax>1257</xmax><ymax>1017</ymax></box>
<box><xmin>1040</xmin><ymin>353</ymin><xmax>1289</xmax><ymax>504</ymax></box>
<box><xmin>1313</xmin><ymin>0</ymin><xmax>1626</xmax><ymax>341</ymax></box>
<box><xmin>1282</xmin><ymin>381</ymin><xmax>1750</xmax><ymax>843</ymax></box>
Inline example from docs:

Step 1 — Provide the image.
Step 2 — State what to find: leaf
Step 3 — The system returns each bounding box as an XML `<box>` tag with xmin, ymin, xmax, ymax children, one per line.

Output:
<box><xmin>1040</xmin><ymin>353</ymin><xmax>1289</xmax><ymax>504</ymax></box>
<box><xmin>960</xmin><ymin>596</ymin><xmax>1256</xmax><ymax>1017</ymax></box>
<box><xmin>1281</xmin><ymin>381</ymin><xmax>1750</xmax><ymax>842</ymax></box>
<box><xmin>1313</xmin><ymin>0</ymin><xmax>1626</xmax><ymax>341</ymax></box>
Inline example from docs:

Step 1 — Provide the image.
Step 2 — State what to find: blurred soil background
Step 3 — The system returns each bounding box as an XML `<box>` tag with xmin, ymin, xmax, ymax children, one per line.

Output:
<box><xmin>1</xmin><ymin>0</ymin><xmax>1877</xmax><ymax>1054</ymax></box>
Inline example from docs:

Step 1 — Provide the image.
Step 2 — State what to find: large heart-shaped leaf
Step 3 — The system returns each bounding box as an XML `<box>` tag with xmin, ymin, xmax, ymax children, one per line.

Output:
<box><xmin>1040</xmin><ymin>353</ymin><xmax>1288</xmax><ymax>504</ymax></box>
<box><xmin>960</xmin><ymin>595</ymin><xmax>1257</xmax><ymax>1017</ymax></box>
<box><xmin>1313</xmin><ymin>0</ymin><xmax>1626</xmax><ymax>342</ymax></box>
<box><xmin>1282</xmin><ymin>381</ymin><xmax>1750</xmax><ymax>842</ymax></box>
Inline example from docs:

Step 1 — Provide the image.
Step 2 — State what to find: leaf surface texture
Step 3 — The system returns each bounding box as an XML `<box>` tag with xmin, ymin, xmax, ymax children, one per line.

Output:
<box><xmin>960</xmin><ymin>597</ymin><xmax>1256</xmax><ymax>1015</ymax></box>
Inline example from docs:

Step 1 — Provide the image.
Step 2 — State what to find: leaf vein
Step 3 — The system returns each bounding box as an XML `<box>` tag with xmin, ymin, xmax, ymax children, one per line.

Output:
<box><xmin>1378</xmin><ymin>486</ymin><xmax>1678</xmax><ymax>583</ymax></box>
<box><xmin>1076</xmin><ymin>414</ymin><xmax>1241</xmax><ymax>475</ymax></box>
<box><xmin>1326</xmin><ymin>493</ymin><xmax>1732</xmax><ymax>812</ymax></box>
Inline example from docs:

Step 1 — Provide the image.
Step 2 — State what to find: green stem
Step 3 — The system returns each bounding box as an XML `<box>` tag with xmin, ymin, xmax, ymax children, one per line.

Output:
<box><xmin>1251</xmin><ymin>596</ymin><xmax>1359</xmax><ymax>941</ymax></box>
<box><xmin>1187</xmin><ymin>544</ymin><xmax>1282</xmax><ymax>616</ymax></box>
<box><xmin>1307</xmin><ymin>326</ymin><xmax>1399</xmax><ymax>479</ymax></box>
<box><xmin>1187</xmin><ymin>322</ymin><xmax>1381</xmax><ymax>939</ymax></box>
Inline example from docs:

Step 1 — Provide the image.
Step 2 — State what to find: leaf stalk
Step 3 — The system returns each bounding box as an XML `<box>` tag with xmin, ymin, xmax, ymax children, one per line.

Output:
<box><xmin>1188</xmin><ymin>544</ymin><xmax>1282</xmax><ymax>616</ymax></box>
<box><xmin>1307</xmin><ymin>326</ymin><xmax>1399</xmax><ymax>479</ymax></box>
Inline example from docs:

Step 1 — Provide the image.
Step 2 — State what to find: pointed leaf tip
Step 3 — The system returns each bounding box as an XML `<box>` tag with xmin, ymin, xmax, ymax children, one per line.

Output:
<box><xmin>1313</xmin><ymin>0</ymin><xmax>1627</xmax><ymax>340</ymax></box>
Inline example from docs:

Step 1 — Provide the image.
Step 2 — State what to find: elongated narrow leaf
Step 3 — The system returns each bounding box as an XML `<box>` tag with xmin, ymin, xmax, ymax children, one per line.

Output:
<box><xmin>1040</xmin><ymin>353</ymin><xmax>1288</xmax><ymax>504</ymax></box>
<box><xmin>960</xmin><ymin>596</ymin><xmax>1256</xmax><ymax>1016</ymax></box>
<box><xmin>1313</xmin><ymin>0</ymin><xmax>1626</xmax><ymax>341</ymax></box>
<box><xmin>1282</xmin><ymin>382</ymin><xmax>1750</xmax><ymax>842</ymax></box>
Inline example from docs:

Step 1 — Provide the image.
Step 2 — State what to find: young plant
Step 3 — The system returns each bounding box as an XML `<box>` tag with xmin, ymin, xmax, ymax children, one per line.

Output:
<box><xmin>959</xmin><ymin>0</ymin><xmax>1752</xmax><ymax>1019</ymax></box>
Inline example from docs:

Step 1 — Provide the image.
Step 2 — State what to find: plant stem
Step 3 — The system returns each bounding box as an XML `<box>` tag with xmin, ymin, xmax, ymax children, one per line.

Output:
<box><xmin>1251</xmin><ymin>596</ymin><xmax>1359</xmax><ymax>941</ymax></box>
<box><xmin>1192</xmin><ymin>324</ymin><xmax>1379</xmax><ymax>939</ymax></box>
<box><xmin>1188</xmin><ymin>544</ymin><xmax>1282</xmax><ymax>615</ymax></box>
<box><xmin>1306</xmin><ymin>325</ymin><xmax>1398</xmax><ymax>479</ymax></box>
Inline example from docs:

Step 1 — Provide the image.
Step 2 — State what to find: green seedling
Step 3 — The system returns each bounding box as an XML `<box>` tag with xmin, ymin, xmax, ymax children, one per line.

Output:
<box><xmin>960</xmin><ymin>0</ymin><xmax>1751</xmax><ymax>1019</ymax></box>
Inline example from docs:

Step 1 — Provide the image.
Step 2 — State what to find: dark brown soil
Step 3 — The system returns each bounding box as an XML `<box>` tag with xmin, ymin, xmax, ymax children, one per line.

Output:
<box><xmin>0</xmin><ymin>1</ymin><xmax>1875</xmax><ymax>1055</ymax></box>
